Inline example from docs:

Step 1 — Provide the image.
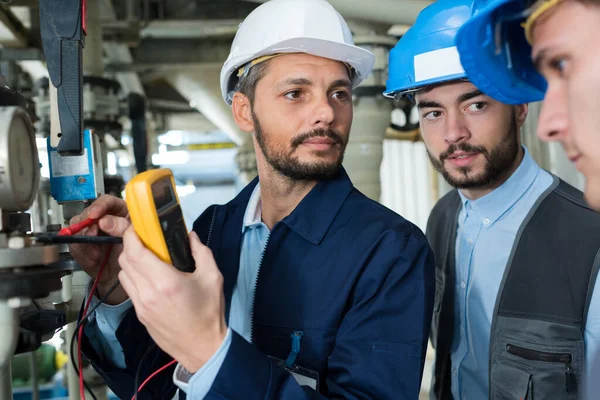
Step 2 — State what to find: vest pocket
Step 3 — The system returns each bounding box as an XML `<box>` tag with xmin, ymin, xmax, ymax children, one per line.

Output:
<box><xmin>506</xmin><ymin>344</ymin><xmax>577</xmax><ymax>394</ymax></box>
<box><xmin>491</xmin><ymin>335</ymin><xmax>581</xmax><ymax>400</ymax></box>
<box><xmin>491</xmin><ymin>363</ymin><xmax>532</xmax><ymax>400</ymax></box>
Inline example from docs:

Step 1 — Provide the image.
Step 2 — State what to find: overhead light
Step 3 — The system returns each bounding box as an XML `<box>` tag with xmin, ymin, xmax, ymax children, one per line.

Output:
<box><xmin>158</xmin><ymin>130</ymin><xmax>184</xmax><ymax>147</ymax></box>
<box><xmin>151</xmin><ymin>150</ymin><xmax>191</xmax><ymax>165</ymax></box>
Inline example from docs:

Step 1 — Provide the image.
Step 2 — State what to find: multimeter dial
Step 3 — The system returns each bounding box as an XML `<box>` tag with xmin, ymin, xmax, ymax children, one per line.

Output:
<box><xmin>0</xmin><ymin>106</ymin><xmax>40</xmax><ymax>211</ymax></box>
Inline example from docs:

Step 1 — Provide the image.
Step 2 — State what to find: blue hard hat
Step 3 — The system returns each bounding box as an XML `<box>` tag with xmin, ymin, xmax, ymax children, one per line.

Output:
<box><xmin>455</xmin><ymin>0</ymin><xmax>547</xmax><ymax>104</ymax></box>
<box><xmin>384</xmin><ymin>0</ymin><xmax>476</xmax><ymax>98</ymax></box>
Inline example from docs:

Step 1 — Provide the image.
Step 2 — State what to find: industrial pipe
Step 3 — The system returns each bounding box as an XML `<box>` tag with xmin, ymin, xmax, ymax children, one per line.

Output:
<box><xmin>0</xmin><ymin>300</ymin><xmax>18</xmax><ymax>400</ymax></box>
<box><xmin>242</xmin><ymin>0</ymin><xmax>433</xmax><ymax>25</ymax></box>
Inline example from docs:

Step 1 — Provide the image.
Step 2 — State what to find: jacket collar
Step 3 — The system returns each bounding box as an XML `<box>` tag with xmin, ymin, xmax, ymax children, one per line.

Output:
<box><xmin>228</xmin><ymin>167</ymin><xmax>354</xmax><ymax>245</ymax></box>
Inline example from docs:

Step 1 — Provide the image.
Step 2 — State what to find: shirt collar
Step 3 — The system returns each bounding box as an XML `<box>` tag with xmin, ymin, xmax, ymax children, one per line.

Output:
<box><xmin>239</xmin><ymin>168</ymin><xmax>354</xmax><ymax>244</ymax></box>
<box><xmin>242</xmin><ymin>183</ymin><xmax>263</xmax><ymax>232</ymax></box>
<box><xmin>458</xmin><ymin>146</ymin><xmax>541</xmax><ymax>226</ymax></box>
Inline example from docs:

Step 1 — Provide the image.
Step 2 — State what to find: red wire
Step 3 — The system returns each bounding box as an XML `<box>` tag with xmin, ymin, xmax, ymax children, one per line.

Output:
<box><xmin>59</xmin><ymin>218</ymin><xmax>97</xmax><ymax>236</ymax></box>
<box><xmin>82</xmin><ymin>0</ymin><xmax>87</xmax><ymax>34</ymax></box>
<box><xmin>78</xmin><ymin>245</ymin><xmax>112</xmax><ymax>399</ymax></box>
<box><xmin>131</xmin><ymin>360</ymin><xmax>178</xmax><ymax>400</ymax></box>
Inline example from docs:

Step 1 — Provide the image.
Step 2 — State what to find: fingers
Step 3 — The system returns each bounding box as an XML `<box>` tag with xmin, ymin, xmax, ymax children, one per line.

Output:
<box><xmin>70</xmin><ymin>195</ymin><xmax>128</xmax><ymax>229</ymax></box>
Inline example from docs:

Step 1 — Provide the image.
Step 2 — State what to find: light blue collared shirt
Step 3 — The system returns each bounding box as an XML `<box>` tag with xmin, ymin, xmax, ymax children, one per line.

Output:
<box><xmin>88</xmin><ymin>183</ymin><xmax>269</xmax><ymax>398</ymax></box>
<box><xmin>450</xmin><ymin>146</ymin><xmax>600</xmax><ymax>399</ymax></box>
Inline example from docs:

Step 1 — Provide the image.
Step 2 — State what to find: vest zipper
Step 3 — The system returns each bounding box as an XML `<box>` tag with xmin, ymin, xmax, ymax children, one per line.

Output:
<box><xmin>506</xmin><ymin>344</ymin><xmax>576</xmax><ymax>393</ymax></box>
<box><xmin>250</xmin><ymin>230</ymin><xmax>271</xmax><ymax>344</ymax></box>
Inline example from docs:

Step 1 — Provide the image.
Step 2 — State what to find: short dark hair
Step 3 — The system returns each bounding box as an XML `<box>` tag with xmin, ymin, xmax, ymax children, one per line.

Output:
<box><xmin>236</xmin><ymin>60</ymin><xmax>271</xmax><ymax>107</ymax></box>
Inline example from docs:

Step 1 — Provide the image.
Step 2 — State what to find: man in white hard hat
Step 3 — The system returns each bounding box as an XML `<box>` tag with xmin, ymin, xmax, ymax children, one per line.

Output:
<box><xmin>69</xmin><ymin>0</ymin><xmax>436</xmax><ymax>398</ymax></box>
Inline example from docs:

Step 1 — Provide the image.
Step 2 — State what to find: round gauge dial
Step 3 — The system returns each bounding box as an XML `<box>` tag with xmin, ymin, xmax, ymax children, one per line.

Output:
<box><xmin>0</xmin><ymin>107</ymin><xmax>39</xmax><ymax>211</ymax></box>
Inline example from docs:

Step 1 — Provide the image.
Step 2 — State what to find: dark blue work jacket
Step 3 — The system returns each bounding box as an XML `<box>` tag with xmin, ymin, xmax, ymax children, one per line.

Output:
<box><xmin>82</xmin><ymin>168</ymin><xmax>435</xmax><ymax>399</ymax></box>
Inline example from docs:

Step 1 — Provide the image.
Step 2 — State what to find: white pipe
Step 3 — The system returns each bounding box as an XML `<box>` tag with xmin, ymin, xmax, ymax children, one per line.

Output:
<box><xmin>243</xmin><ymin>0</ymin><xmax>433</xmax><ymax>25</ymax></box>
<box><xmin>167</xmin><ymin>66</ymin><xmax>250</xmax><ymax>146</ymax></box>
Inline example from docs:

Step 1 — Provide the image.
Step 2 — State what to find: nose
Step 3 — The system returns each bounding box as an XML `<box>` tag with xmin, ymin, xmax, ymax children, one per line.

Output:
<box><xmin>537</xmin><ymin>85</ymin><xmax>568</xmax><ymax>142</ymax></box>
<box><xmin>310</xmin><ymin>95</ymin><xmax>336</xmax><ymax>128</ymax></box>
<box><xmin>445</xmin><ymin>111</ymin><xmax>470</xmax><ymax>144</ymax></box>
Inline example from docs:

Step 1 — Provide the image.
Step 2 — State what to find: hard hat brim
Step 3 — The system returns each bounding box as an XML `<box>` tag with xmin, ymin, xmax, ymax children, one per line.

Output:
<box><xmin>221</xmin><ymin>37</ymin><xmax>375</xmax><ymax>105</ymax></box>
<box><xmin>455</xmin><ymin>0</ymin><xmax>547</xmax><ymax>105</ymax></box>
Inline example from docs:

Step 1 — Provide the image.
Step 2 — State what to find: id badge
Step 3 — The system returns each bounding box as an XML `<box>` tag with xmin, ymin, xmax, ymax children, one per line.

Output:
<box><xmin>268</xmin><ymin>355</ymin><xmax>320</xmax><ymax>391</ymax></box>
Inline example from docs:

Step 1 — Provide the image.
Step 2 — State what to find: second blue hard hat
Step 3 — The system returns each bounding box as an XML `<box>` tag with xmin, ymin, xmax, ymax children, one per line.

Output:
<box><xmin>384</xmin><ymin>0</ymin><xmax>476</xmax><ymax>98</ymax></box>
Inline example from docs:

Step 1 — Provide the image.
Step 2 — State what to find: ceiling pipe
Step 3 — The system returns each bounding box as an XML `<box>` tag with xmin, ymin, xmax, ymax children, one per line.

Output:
<box><xmin>242</xmin><ymin>0</ymin><xmax>432</xmax><ymax>26</ymax></box>
<box><xmin>166</xmin><ymin>64</ymin><xmax>249</xmax><ymax>146</ymax></box>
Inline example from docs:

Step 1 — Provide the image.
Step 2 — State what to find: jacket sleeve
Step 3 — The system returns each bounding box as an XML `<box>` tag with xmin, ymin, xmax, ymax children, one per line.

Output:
<box><xmin>79</xmin><ymin>205</ymin><xmax>218</xmax><ymax>400</ymax></box>
<box><xmin>204</xmin><ymin>228</ymin><xmax>436</xmax><ymax>400</ymax></box>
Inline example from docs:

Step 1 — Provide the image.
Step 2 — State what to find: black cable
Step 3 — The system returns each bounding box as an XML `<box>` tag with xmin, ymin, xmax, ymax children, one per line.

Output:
<box><xmin>133</xmin><ymin>342</ymin><xmax>157</xmax><ymax>400</ymax></box>
<box><xmin>69</xmin><ymin>279</ymin><xmax>121</xmax><ymax>400</ymax></box>
<box><xmin>35</xmin><ymin>235</ymin><xmax>123</xmax><ymax>245</ymax></box>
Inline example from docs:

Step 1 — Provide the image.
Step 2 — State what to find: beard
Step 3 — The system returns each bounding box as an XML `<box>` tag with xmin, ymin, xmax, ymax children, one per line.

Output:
<box><xmin>251</xmin><ymin>110</ymin><xmax>347</xmax><ymax>181</ymax></box>
<box><xmin>427</xmin><ymin>113</ymin><xmax>520</xmax><ymax>189</ymax></box>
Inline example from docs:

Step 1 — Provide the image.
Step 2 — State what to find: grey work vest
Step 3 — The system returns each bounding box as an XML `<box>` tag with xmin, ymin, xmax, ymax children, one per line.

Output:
<box><xmin>427</xmin><ymin>177</ymin><xmax>600</xmax><ymax>400</ymax></box>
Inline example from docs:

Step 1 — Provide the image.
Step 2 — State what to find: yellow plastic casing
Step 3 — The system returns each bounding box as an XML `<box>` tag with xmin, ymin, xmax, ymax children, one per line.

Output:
<box><xmin>124</xmin><ymin>168</ymin><xmax>187</xmax><ymax>265</ymax></box>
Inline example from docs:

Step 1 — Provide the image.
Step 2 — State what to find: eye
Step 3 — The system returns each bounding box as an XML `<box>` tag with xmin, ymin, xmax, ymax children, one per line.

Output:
<box><xmin>550</xmin><ymin>58</ymin><xmax>567</xmax><ymax>76</ymax></box>
<box><xmin>332</xmin><ymin>90</ymin><xmax>350</xmax><ymax>101</ymax></box>
<box><xmin>423</xmin><ymin>110</ymin><xmax>442</xmax><ymax>121</ymax></box>
<box><xmin>284</xmin><ymin>90</ymin><xmax>301</xmax><ymax>100</ymax></box>
<box><xmin>466</xmin><ymin>102</ymin><xmax>487</xmax><ymax>112</ymax></box>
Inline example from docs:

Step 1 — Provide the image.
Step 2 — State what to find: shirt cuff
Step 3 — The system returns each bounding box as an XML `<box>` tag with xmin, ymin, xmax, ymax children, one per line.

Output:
<box><xmin>173</xmin><ymin>328</ymin><xmax>232</xmax><ymax>396</ymax></box>
<box><xmin>84</xmin><ymin>281</ymin><xmax>133</xmax><ymax>369</ymax></box>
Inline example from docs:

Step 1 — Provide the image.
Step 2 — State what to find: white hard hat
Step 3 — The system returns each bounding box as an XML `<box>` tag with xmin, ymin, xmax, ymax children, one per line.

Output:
<box><xmin>220</xmin><ymin>0</ymin><xmax>375</xmax><ymax>105</ymax></box>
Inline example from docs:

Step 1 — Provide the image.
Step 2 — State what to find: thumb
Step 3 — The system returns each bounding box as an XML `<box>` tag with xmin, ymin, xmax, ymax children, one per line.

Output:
<box><xmin>189</xmin><ymin>231</ymin><xmax>214</xmax><ymax>265</ymax></box>
<box><xmin>98</xmin><ymin>215</ymin><xmax>131</xmax><ymax>237</ymax></box>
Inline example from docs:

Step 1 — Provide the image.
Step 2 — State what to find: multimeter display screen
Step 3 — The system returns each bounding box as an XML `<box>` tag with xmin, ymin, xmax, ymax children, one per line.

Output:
<box><xmin>151</xmin><ymin>178</ymin><xmax>176</xmax><ymax>211</ymax></box>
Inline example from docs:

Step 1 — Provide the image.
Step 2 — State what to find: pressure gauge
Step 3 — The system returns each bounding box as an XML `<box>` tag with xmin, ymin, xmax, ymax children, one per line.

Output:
<box><xmin>0</xmin><ymin>106</ymin><xmax>40</xmax><ymax>211</ymax></box>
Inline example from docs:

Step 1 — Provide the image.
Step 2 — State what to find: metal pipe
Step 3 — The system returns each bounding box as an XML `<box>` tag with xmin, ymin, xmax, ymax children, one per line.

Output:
<box><xmin>66</xmin><ymin>322</ymin><xmax>80</xmax><ymax>400</ymax></box>
<box><xmin>0</xmin><ymin>363</ymin><xmax>11</xmax><ymax>400</ymax></box>
<box><xmin>242</xmin><ymin>0</ymin><xmax>433</xmax><ymax>25</ymax></box>
<box><xmin>0</xmin><ymin>300</ymin><xmax>17</xmax><ymax>400</ymax></box>
<box><xmin>30</xmin><ymin>351</ymin><xmax>39</xmax><ymax>400</ymax></box>
<box><xmin>83</xmin><ymin>0</ymin><xmax>103</xmax><ymax>76</ymax></box>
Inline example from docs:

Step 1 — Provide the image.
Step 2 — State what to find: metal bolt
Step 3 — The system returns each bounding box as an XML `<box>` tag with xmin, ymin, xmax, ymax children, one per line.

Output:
<box><xmin>78</xmin><ymin>176</ymin><xmax>87</xmax><ymax>184</ymax></box>
<box><xmin>7</xmin><ymin>297</ymin><xmax>31</xmax><ymax>309</ymax></box>
<box><xmin>8</xmin><ymin>236</ymin><xmax>25</xmax><ymax>249</ymax></box>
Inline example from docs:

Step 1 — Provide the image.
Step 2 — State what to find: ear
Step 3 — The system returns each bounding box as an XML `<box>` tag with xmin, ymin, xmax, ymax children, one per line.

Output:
<box><xmin>515</xmin><ymin>103</ymin><xmax>529</xmax><ymax>127</ymax></box>
<box><xmin>231</xmin><ymin>92</ymin><xmax>255</xmax><ymax>133</ymax></box>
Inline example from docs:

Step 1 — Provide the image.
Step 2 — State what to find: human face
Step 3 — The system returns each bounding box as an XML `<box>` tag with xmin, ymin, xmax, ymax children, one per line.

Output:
<box><xmin>532</xmin><ymin>0</ymin><xmax>600</xmax><ymax>210</ymax></box>
<box><xmin>234</xmin><ymin>53</ymin><xmax>353</xmax><ymax>181</ymax></box>
<box><xmin>415</xmin><ymin>81</ymin><xmax>527</xmax><ymax>194</ymax></box>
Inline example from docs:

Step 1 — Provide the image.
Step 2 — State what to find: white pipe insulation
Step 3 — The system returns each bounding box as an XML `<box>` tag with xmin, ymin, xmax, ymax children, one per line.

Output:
<box><xmin>167</xmin><ymin>65</ymin><xmax>250</xmax><ymax>146</ymax></box>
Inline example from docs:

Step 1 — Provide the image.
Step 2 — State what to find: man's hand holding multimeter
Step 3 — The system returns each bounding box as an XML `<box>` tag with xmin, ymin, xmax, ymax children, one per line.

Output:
<box><xmin>69</xmin><ymin>168</ymin><xmax>229</xmax><ymax>373</ymax></box>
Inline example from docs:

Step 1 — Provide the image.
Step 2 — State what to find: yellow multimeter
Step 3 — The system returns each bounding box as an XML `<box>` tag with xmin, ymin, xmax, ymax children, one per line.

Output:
<box><xmin>125</xmin><ymin>168</ymin><xmax>195</xmax><ymax>273</ymax></box>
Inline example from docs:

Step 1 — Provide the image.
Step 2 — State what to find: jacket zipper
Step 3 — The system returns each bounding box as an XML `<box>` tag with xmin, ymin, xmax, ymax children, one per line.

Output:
<box><xmin>250</xmin><ymin>229</ymin><xmax>272</xmax><ymax>344</ymax></box>
<box><xmin>506</xmin><ymin>344</ymin><xmax>576</xmax><ymax>393</ymax></box>
<box><xmin>206</xmin><ymin>207</ymin><xmax>217</xmax><ymax>247</ymax></box>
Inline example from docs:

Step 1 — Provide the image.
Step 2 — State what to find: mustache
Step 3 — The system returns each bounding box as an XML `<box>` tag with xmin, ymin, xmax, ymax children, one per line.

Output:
<box><xmin>290</xmin><ymin>128</ymin><xmax>344</xmax><ymax>149</ymax></box>
<box><xmin>439</xmin><ymin>142</ymin><xmax>488</xmax><ymax>161</ymax></box>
